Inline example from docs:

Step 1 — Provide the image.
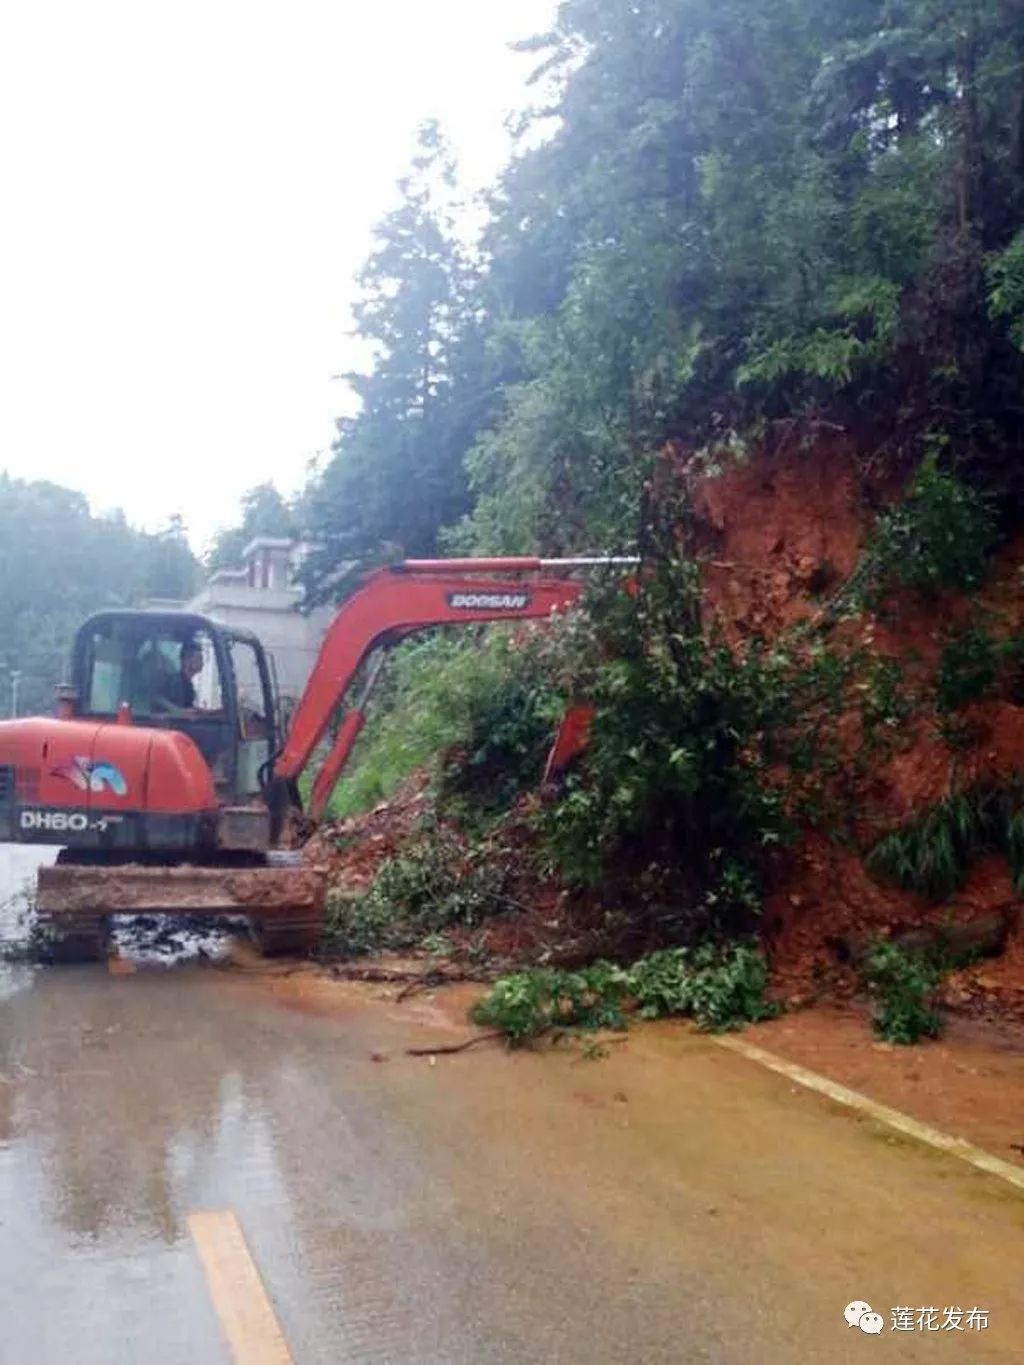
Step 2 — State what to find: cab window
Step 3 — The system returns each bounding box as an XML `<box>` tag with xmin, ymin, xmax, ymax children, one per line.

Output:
<box><xmin>84</xmin><ymin>623</ymin><xmax>224</xmax><ymax>719</ymax></box>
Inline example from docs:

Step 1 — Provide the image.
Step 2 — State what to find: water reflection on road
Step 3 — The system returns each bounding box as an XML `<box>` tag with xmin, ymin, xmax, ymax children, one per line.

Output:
<box><xmin>0</xmin><ymin>843</ymin><xmax>59</xmax><ymax>936</ymax></box>
<box><xmin>0</xmin><ymin>844</ymin><xmax>58</xmax><ymax>1004</ymax></box>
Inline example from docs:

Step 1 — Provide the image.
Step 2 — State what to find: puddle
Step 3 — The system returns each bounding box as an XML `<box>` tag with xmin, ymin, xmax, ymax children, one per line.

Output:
<box><xmin>109</xmin><ymin>915</ymin><xmax>248</xmax><ymax>967</ymax></box>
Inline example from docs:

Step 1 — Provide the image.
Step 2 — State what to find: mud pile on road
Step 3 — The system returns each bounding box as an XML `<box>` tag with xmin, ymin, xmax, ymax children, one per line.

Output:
<box><xmin>309</xmin><ymin>774</ymin><xmax>434</xmax><ymax>895</ymax></box>
<box><xmin>314</xmin><ymin>776</ymin><xmax>613</xmax><ymax>969</ymax></box>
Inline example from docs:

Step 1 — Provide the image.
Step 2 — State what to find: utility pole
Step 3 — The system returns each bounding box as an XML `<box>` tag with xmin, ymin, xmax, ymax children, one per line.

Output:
<box><xmin>10</xmin><ymin>670</ymin><xmax>21</xmax><ymax>719</ymax></box>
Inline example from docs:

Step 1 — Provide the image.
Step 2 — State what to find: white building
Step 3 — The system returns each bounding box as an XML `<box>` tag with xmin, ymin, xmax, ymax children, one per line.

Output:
<box><xmin>184</xmin><ymin>538</ymin><xmax>334</xmax><ymax>712</ymax></box>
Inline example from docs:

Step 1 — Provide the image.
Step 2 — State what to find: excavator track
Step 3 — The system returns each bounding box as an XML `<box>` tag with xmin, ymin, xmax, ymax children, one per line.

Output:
<box><xmin>35</xmin><ymin>857</ymin><xmax>326</xmax><ymax>963</ymax></box>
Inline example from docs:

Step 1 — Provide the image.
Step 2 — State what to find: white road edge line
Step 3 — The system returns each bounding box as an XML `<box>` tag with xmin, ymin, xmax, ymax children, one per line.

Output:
<box><xmin>188</xmin><ymin>1208</ymin><xmax>295</xmax><ymax>1365</ymax></box>
<box><xmin>713</xmin><ymin>1034</ymin><xmax>1024</xmax><ymax>1195</ymax></box>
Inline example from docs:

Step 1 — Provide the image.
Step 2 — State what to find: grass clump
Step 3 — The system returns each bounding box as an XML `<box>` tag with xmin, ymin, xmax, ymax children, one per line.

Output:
<box><xmin>866</xmin><ymin>791</ymin><xmax>990</xmax><ymax>901</ymax></box>
<box><xmin>867</xmin><ymin>780</ymin><xmax>1024</xmax><ymax>901</ymax></box>
<box><xmin>472</xmin><ymin>943</ymin><xmax>777</xmax><ymax>1045</ymax></box>
<box><xmin>862</xmin><ymin>940</ymin><xmax>943</xmax><ymax>1044</ymax></box>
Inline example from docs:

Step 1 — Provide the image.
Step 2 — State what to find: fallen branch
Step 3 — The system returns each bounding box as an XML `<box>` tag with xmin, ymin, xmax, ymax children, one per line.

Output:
<box><xmin>327</xmin><ymin>963</ymin><xmax>444</xmax><ymax>984</ymax></box>
<box><xmin>406</xmin><ymin>1032</ymin><xmax>503</xmax><ymax>1056</ymax></box>
<box><xmin>328</xmin><ymin>960</ymin><xmax>490</xmax><ymax>992</ymax></box>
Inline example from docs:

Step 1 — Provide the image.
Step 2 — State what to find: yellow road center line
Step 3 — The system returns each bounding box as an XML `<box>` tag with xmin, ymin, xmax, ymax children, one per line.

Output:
<box><xmin>714</xmin><ymin>1034</ymin><xmax>1024</xmax><ymax>1195</ymax></box>
<box><xmin>188</xmin><ymin>1209</ymin><xmax>294</xmax><ymax>1365</ymax></box>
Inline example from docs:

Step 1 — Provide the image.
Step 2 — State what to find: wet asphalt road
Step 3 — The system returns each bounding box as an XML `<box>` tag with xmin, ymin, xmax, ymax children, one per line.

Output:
<box><xmin>1</xmin><ymin>951</ymin><xmax>1023</xmax><ymax>1365</ymax></box>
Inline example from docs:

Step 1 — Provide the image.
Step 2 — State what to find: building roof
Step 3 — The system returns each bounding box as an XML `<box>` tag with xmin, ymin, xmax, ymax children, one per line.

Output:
<box><xmin>240</xmin><ymin>536</ymin><xmax>295</xmax><ymax>559</ymax></box>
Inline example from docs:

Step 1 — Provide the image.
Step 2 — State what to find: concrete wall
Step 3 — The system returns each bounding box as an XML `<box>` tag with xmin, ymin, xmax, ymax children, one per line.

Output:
<box><xmin>184</xmin><ymin>581</ymin><xmax>333</xmax><ymax>710</ymax></box>
<box><xmin>174</xmin><ymin>537</ymin><xmax>347</xmax><ymax>718</ymax></box>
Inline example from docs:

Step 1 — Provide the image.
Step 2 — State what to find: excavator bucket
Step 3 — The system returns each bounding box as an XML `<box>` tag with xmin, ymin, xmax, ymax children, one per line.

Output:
<box><xmin>35</xmin><ymin>859</ymin><xmax>327</xmax><ymax>962</ymax></box>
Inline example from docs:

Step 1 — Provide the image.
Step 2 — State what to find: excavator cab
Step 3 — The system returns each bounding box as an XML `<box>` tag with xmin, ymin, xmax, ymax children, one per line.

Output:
<box><xmin>71</xmin><ymin>610</ymin><xmax>278</xmax><ymax>803</ymax></box>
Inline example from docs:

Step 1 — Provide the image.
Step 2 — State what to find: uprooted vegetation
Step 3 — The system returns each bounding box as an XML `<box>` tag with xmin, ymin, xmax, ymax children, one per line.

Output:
<box><xmin>470</xmin><ymin>945</ymin><xmax>778</xmax><ymax>1045</ymax></box>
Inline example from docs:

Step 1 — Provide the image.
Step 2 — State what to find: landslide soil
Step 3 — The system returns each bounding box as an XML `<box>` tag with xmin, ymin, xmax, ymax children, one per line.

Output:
<box><xmin>315</xmin><ymin>435</ymin><xmax>1024</xmax><ymax>1074</ymax></box>
<box><xmin>688</xmin><ymin>436</ymin><xmax>1024</xmax><ymax>1022</ymax></box>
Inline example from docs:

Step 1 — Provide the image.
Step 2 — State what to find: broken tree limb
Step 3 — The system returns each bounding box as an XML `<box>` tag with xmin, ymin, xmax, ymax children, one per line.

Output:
<box><xmin>405</xmin><ymin>1032</ymin><xmax>503</xmax><ymax>1057</ymax></box>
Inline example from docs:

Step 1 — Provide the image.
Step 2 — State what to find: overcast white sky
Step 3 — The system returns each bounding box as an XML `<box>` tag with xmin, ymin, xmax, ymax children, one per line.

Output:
<box><xmin>0</xmin><ymin>0</ymin><xmax>557</xmax><ymax>552</ymax></box>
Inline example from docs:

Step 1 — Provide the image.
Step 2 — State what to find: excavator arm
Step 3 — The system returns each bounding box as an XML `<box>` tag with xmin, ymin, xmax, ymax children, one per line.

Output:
<box><xmin>271</xmin><ymin>557</ymin><xmax>634</xmax><ymax>824</ymax></box>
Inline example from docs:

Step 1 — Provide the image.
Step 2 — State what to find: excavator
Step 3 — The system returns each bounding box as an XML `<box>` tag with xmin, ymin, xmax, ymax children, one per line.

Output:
<box><xmin>0</xmin><ymin>556</ymin><xmax>634</xmax><ymax>959</ymax></box>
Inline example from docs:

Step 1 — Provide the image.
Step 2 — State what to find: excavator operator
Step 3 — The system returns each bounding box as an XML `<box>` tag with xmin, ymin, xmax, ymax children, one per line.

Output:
<box><xmin>152</xmin><ymin>637</ymin><xmax>204</xmax><ymax>715</ymax></box>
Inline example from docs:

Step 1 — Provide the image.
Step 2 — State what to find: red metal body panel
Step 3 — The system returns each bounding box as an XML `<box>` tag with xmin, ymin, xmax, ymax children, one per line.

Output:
<box><xmin>309</xmin><ymin>710</ymin><xmax>365</xmax><ymax>821</ymax></box>
<box><xmin>543</xmin><ymin>704</ymin><xmax>595</xmax><ymax>782</ymax></box>
<box><xmin>133</xmin><ymin>728</ymin><xmax>217</xmax><ymax>813</ymax></box>
<box><xmin>0</xmin><ymin>715</ymin><xmax>215</xmax><ymax>815</ymax></box>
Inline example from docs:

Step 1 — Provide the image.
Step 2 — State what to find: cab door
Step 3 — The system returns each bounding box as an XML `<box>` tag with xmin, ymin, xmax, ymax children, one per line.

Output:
<box><xmin>224</xmin><ymin>636</ymin><xmax>277</xmax><ymax>800</ymax></box>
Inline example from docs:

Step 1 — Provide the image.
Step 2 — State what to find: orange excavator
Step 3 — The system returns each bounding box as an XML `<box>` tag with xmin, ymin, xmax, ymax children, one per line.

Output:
<box><xmin>0</xmin><ymin>557</ymin><xmax>634</xmax><ymax>959</ymax></box>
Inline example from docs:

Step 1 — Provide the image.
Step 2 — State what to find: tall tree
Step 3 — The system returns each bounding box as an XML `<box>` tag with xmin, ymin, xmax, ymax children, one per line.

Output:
<box><xmin>207</xmin><ymin>483</ymin><xmax>298</xmax><ymax>571</ymax></box>
<box><xmin>300</xmin><ymin>123</ymin><xmax>486</xmax><ymax>600</ymax></box>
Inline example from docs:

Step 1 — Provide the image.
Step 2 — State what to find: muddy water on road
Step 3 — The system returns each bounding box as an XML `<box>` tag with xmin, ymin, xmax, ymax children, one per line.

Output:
<box><xmin>1</xmin><ymin>844</ymin><xmax>1023</xmax><ymax>1365</ymax></box>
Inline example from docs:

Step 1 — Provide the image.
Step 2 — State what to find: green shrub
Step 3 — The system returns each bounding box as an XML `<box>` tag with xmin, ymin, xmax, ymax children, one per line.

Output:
<box><xmin>863</xmin><ymin>456</ymin><xmax>996</xmax><ymax>603</ymax></box>
<box><xmin>534</xmin><ymin>558</ymin><xmax>794</xmax><ymax>923</ymax></box>
<box><xmin>987</xmin><ymin>230</ymin><xmax>1024</xmax><ymax>352</ymax></box>
<box><xmin>858</xmin><ymin>655</ymin><xmax>914</xmax><ymax>748</ymax></box>
<box><xmin>470</xmin><ymin>962</ymin><xmax>632</xmax><ymax>1044</ymax></box>
<box><xmin>862</xmin><ymin>941</ymin><xmax>942</xmax><ymax>1044</ymax></box>
<box><xmin>935</xmin><ymin>627</ymin><xmax>1024</xmax><ymax>712</ymax></box>
<box><xmin>322</xmin><ymin>890</ymin><xmax>397</xmax><ymax>958</ymax></box>
<box><xmin>473</xmin><ymin>943</ymin><xmax>777</xmax><ymax>1044</ymax></box>
<box><xmin>435</xmin><ymin>631</ymin><xmax>566</xmax><ymax>821</ymax></box>
<box><xmin>936</xmin><ymin>627</ymin><xmax>999</xmax><ymax>711</ymax></box>
<box><xmin>328</xmin><ymin>627</ymin><xmax>564</xmax><ymax>820</ymax></box>
<box><xmin>628</xmin><ymin>943</ymin><xmax>779</xmax><ymax>1031</ymax></box>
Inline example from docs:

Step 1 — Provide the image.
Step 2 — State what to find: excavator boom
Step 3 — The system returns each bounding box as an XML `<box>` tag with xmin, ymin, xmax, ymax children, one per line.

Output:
<box><xmin>274</xmin><ymin>561</ymin><xmax>594</xmax><ymax>819</ymax></box>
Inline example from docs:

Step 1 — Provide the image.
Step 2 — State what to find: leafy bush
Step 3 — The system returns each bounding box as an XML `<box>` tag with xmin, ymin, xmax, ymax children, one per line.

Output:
<box><xmin>935</xmin><ymin>627</ymin><xmax>1024</xmax><ymax>712</ymax></box>
<box><xmin>470</xmin><ymin>962</ymin><xmax>631</xmax><ymax>1044</ymax></box>
<box><xmin>858</xmin><ymin>655</ymin><xmax>914</xmax><ymax>750</ymax></box>
<box><xmin>862</xmin><ymin>941</ymin><xmax>942</xmax><ymax>1044</ymax></box>
<box><xmin>434</xmin><ymin>631</ymin><xmax>566</xmax><ymax>820</ymax></box>
<box><xmin>628</xmin><ymin>943</ymin><xmax>779</xmax><ymax>1032</ymax></box>
<box><xmin>936</xmin><ymin>627</ymin><xmax>999</xmax><ymax>711</ymax></box>
<box><xmin>472</xmin><ymin>943</ymin><xmax>777</xmax><ymax>1044</ymax></box>
<box><xmin>863</xmin><ymin>456</ymin><xmax>996</xmax><ymax>602</ymax></box>
<box><xmin>987</xmin><ymin>230</ymin><xmax>1024</xmax><ymax>352</ymax></box>
<box><xmin>534</xmin><ymin>557</ymin><xmax>793</xmax><ymax>933</ymax></box>
<box><xmin>322</xmin><ymin>890</ymin><xmax>397</xmax><ymax>958</ymax></box>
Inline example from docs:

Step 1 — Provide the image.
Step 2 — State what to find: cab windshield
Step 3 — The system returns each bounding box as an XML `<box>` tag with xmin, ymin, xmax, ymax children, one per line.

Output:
<box><xmin>83</xmin><ymin>621</ymin><xmax>224</xmax><ymax>720</ymax></box>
